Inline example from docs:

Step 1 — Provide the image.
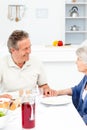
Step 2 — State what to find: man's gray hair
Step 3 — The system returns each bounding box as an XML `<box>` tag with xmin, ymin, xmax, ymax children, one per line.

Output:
<box><xmin>7</xmin><ymin>30</ymin><xmax>29</xmax><ymax>53</ymax></box>
<box><xmin>76</xmin><ymin>45</ymin><xmax>87</xmax><ymax>64</ymax></box>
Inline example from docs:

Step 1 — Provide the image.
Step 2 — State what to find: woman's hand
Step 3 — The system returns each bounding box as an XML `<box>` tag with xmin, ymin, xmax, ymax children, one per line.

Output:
<box><xmin>43</xmin><ymin>87</ymin><xmax>57</xmax><ymax>97</ymax></box>
<box><xmin>39</xmin><ymin>84</ymin><xmax>57</xmax><ymax>97</ymax></box>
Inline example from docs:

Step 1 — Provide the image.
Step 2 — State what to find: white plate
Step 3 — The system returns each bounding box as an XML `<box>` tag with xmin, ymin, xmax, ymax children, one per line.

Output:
<box><xmin>0</xmin><ymin>98</ymin><xmax>10</xmax><ymax>102</ymax></box>
<box><xmin>40</xmin><ymin>95</ymin><xmax>71</xmax><ymax>106</ymax></box>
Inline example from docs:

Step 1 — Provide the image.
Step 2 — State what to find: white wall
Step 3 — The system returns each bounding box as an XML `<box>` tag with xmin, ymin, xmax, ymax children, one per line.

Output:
<box><xmin>0</xmin><ymin>0</ymin><xmax>65</xmax><ymax>45</ymax></box>
<box><xmin>44</xmin><ymin>62</ymin><xmax>83</xmax><ymax>90</ymax></box>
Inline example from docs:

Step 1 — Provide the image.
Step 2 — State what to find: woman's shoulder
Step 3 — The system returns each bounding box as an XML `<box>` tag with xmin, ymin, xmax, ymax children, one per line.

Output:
<box><xmin>83</xmin><ymin>75</ymin><xmax>87</xmax><ymax>81</ymax></box>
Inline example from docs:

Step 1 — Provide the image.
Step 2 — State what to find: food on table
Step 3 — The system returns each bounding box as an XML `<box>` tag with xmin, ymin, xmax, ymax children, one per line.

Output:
<box><xmin>0</xmin><ymin>111</ymin><xmax>5</xmax><ymax>117</ymax></box>
<box><xmin>0</xmin><ymin>98</ymin><xmax>21</xmax><ymax>110</ymax></box>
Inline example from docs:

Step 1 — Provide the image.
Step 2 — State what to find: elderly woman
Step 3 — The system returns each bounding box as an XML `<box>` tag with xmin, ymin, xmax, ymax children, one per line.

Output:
<box><xmin>57</xmin><ymin>45</ymin><xmax>87</xmax><ymax>125</ymax></box>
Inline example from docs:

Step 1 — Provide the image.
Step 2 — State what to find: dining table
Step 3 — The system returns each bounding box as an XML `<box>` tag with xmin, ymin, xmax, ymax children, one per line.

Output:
<box><xmin>2</xmin><ymin>95</ymin><xmax>87</xmax><ymax>130</ymax></box>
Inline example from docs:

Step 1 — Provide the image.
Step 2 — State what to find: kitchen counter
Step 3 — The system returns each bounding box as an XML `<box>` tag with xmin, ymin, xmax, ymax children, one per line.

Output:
<box><xmin>0</xmin><ymin>44</ymin><xmax>79</xmax><ymax>62</ymax></box>
<box><xmin>31</xmin><ymin>45</ymin><xmax>79</xmax><ymax>62</ymax></box>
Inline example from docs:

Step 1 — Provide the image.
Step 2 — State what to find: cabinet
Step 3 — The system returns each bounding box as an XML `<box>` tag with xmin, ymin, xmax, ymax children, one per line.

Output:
<box><xmin>65</xmin><ymin>0</ymin><xmax>87</xmax><ymax>45</ymax></box>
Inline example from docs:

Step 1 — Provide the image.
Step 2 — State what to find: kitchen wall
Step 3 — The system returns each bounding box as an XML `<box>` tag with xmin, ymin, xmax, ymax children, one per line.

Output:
<box><xmin>0</xmin><ymin>1</ymin><xmax>84</xmax><ymax>90</ymax></box>
<box><xmin>44</xmin><ymin>62</ymin><xmax>83</xmax><ymax>90</ymax></box>
<box><xmin>0</xmin><ymin>0</ymin><xmax>65</xmax><ymax>46</ymax></box>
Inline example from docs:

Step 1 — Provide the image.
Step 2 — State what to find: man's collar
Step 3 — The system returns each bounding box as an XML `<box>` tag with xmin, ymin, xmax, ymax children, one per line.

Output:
<box><xmin>8</xmin><ymin>55</ymin><xmax>31</xmax><ymax>68</ymax></box>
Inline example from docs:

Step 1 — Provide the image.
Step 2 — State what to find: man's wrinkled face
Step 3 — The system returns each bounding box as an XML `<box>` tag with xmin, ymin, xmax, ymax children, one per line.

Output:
<box><xmin>11</xmin><ymin>38</ymin><xmax>31</xmax><ymax>64</ymax></box>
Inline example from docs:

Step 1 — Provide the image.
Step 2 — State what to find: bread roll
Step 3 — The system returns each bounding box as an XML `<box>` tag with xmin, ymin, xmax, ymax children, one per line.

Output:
<box><xmin>0</xmin><ymin>98</ymin><xmax>20</xmax><ymax>110</ymax></box>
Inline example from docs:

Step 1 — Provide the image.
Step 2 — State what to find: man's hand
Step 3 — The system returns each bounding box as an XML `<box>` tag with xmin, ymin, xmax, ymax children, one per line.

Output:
<box><xmin>39</xmin><ymin>84</ymin><xmax>57</xmax><ymax>97</ymax></box>
<box><xmin>0</xmin><ymin>94</ymin><xmax>12</xmax><ymax>99</ymax></box>
<box><xmin>43</xmin><ymin>87</ymin><xmax>57</xmax><ymax>97</ymax></box>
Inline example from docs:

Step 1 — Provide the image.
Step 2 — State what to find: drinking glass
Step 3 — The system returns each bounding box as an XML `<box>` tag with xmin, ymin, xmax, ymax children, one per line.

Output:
<box><xmin>31</xmin><ymin>87</ymin><xmax>44</xmax><ymax>104</ymax></box>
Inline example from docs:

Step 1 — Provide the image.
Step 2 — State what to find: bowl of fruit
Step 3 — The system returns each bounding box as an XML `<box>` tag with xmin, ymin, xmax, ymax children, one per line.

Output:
<box><xmin>0</xmin><ymin>108</ymin><xmax>8</xmax><ymax>128</ymax></box>
<box><xmin>0</xmin><ymin>98</ymin><xmax>11</xmax><ymax>128</ymax></box>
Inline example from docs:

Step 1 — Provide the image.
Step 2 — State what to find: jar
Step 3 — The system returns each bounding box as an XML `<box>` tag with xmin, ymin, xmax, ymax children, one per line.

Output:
<box><xmin>21</xmin><ymin>93</ymin><xmax>35</xmax><ymax>129</ymax></box>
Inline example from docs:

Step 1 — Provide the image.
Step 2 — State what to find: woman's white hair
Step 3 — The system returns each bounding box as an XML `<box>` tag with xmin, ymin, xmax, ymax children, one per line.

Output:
<box><xmin>80</xmin><ymin>39</ymin><xmax>87</xmax><ymax>47</ymax></box>
<box><xmin>76</xmin><ymin>45</ymin><xmax>87</xmax><ymax>64</ymax></box>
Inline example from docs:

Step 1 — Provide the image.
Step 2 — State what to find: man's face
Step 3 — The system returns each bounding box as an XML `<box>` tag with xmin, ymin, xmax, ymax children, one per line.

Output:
<box><xmin>11</xmin><ymin>38</ymin><xmax>31</xmax><ymax>64</ymax></box>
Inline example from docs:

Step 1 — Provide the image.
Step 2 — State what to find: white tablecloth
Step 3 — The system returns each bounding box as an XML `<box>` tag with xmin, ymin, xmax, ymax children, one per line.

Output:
<box><xmin>2</xmin><ymin>99</ymin><xmax>87</xmax><ymax>130</ymax></box>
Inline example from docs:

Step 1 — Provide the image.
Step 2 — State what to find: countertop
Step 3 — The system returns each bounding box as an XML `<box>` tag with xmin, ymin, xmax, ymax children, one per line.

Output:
<box><xmin>0</xmin><ymin>44</ymin><xmax>79</xmax><ymax>62</ymax></box>
<box><xmin>31</xmin><ymin>45</ymin><xmax>79</xmax><ymax>62</ymax></box>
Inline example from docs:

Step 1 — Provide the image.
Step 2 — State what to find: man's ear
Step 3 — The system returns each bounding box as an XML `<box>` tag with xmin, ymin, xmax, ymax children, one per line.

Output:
<box><xmin>10</xmin><ymin>48</ymin><xmax>15</xmax><ymax>53</ymax></box>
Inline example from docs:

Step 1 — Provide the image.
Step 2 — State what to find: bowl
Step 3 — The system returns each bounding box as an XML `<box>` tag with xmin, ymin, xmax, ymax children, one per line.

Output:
<box><xmin>0</xmin><ymin>98</ymin><xmax>11</xmax><ymax>128</ymax></box>
<box><xmin>0</xmin><ymin>108</ymin><xmax>8</xmax><ymax>128</ymax></box>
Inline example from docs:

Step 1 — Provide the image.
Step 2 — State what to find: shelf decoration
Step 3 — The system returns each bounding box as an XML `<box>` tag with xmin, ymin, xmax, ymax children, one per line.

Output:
<box><xmin>8</xmin><ymin>5</ymin><xmax>25</xmax><ymax>22</ymax></box>
<box><xmin>72</xmin><ymin>0</ymin><xmax>77</xmax><ymax>2</ymax></box>
<box><xmin>69</xmin><ymin>6</ymin><xmax>79</xmax><ymax>17</ymax></box>
<box><xmin>65</xmin><ymin>0</ymin><xmax>87</xmax><ymax>45</ymax></box>
<box><xmin>70</xmin><ymin>25</ymin><xmax>79</xmax><ymax>31</ymax></box>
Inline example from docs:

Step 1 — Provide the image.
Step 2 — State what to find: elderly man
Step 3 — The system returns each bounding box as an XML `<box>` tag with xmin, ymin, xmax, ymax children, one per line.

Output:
<box><xmin>0</xmin><ymin>30</ymin><xmax>57</xmax><ymax>98</ymax></box>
